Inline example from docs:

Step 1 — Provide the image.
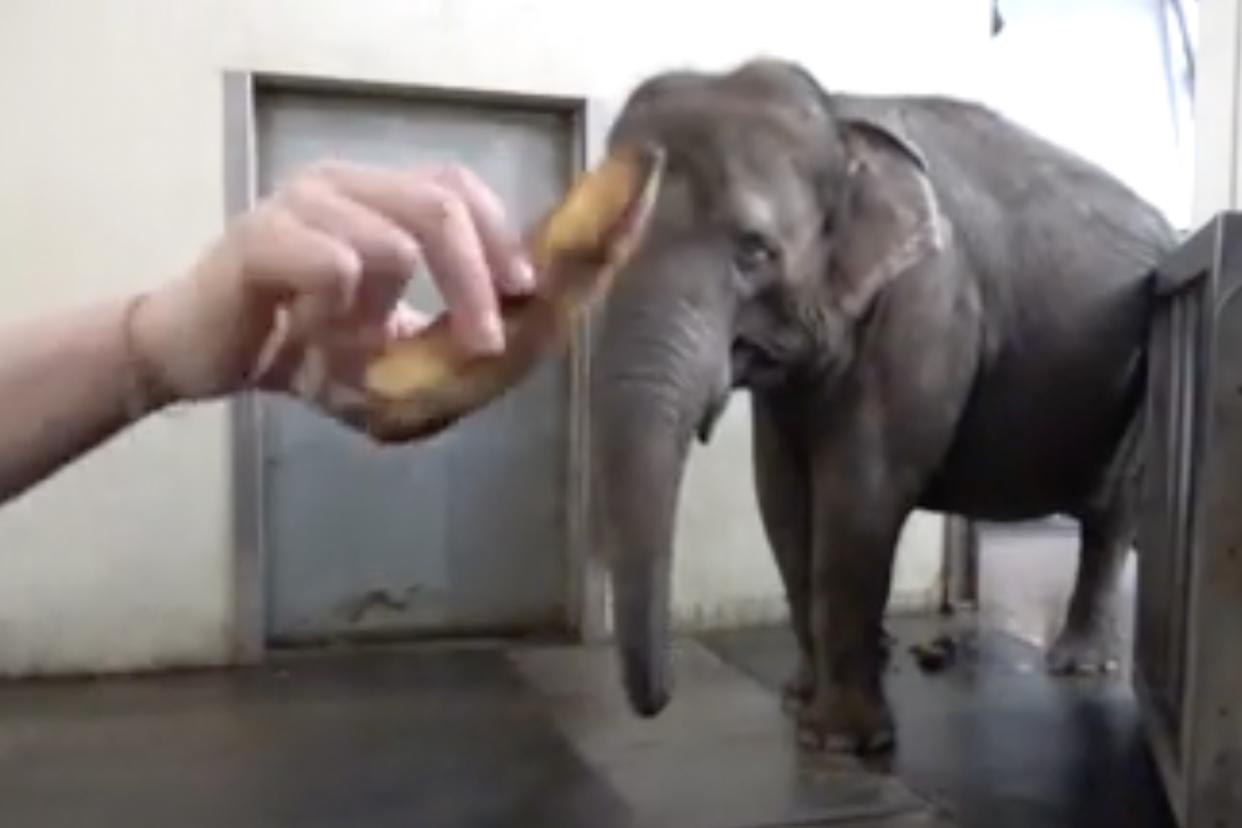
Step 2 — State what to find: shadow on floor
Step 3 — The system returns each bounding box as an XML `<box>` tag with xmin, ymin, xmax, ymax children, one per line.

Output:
<box><xmin>0</xmin><ymin>617</ymin><xmax>1177</xmax><ymax>828</ymax></box>
<box><xmin>0</xmin><ymin>646</ymin><xmax>633</xmax><ymax>828</ymax></box>
<box><xmin>700</xmin><ymin>615</ymin><xmax>1177</xmax><ymax>828</ymax></box>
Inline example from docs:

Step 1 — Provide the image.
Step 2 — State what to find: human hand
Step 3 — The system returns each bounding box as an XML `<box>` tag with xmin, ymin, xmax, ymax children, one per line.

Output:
<box><xmin>128</xmin><ymin>158</ymin><xmax>534</xmax><ymax>407</ymax></box>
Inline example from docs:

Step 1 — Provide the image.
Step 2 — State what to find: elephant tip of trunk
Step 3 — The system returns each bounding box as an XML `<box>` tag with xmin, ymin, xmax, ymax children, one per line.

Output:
<box><xmin>621</xmin><ymin>651</ymin><xmax>671</xmax><ymax>717</ymax></box>
<box><xmin>628</xmin><ymin>687</ymin><xmax>670</xmax><ymax>718</ymax></box>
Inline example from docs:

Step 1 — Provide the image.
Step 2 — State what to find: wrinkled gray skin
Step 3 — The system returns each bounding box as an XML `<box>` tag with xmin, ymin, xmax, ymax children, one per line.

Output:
<box><xmin>590</xmin><ymin>58</ymin><xmax>1177</xmax><ymax>754</ymax></box>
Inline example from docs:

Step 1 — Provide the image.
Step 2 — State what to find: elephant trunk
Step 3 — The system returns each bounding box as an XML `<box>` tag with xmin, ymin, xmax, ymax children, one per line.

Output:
<box><xmin>592</xmin><ymin>289</ymin><xmax>727</xmax><ymax>717</ymax></box>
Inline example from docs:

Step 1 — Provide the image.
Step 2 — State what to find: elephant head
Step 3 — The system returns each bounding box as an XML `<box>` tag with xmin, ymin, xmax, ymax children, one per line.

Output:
<box><xmin>591</xmin><ymin>59</ymin><xmax>947</xmax><ymax>716</ymax></box>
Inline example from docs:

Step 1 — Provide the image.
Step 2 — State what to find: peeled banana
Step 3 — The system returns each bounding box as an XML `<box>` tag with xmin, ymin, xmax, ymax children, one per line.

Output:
<box><xmin>302</xmin><ymin>142</ymin><xmax>664</xmax><ymax>443</ymax></box>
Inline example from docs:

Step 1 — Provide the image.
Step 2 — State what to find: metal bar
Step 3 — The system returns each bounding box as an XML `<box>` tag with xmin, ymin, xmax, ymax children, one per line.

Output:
<box><xmin>1136</xmin><ymin>674</ymin><xmax>1189</xmax><ymax>826</ymax></box>
<box><xmin>222</xmin><ymin>70</ymin><xmax>266</xmax><ymax>665</ymax></box>
<box><xmin>939</xmin><ymin>515</ymin><xmax>978</xmax><ymax>613</ymax></box>
<box><xmin>563</xmin><ymin>98</ymin><xmax>611</xmax><ymax>643</ymax></box>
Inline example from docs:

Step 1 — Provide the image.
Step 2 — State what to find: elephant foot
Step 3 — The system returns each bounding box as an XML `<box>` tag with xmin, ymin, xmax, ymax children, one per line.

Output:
<box><xmin>781</xmin><ymin>659</ymin><xmax>814</xmax><ymax>714</ymax></box>
<box><xmin>1046</xmin><ymin>623</ymin><xmax>1119</xmax><ymax>675</ymax></box>
<box><xmin>795</xmin><ymin>686</ymin><xmax>895</xmax><ymax>756</ymax></box>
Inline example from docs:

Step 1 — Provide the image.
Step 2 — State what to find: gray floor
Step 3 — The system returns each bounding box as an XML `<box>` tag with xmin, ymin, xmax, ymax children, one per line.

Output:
<box><xmin>0</xmin><ymin>639</ymin><xmax>949</xmax><ymax>828</ymax></box>
<box><xmin>703</xmin><ymin>616</ymin><xmax>1175</xmax><ymax>828</ymax></box>
<box><xmin>0</xmin><ymin>613</ymin><xmax>1173</xmax><ymax>828</ymax></box>
<box><xmin>0</xmin><ymin>644</ymin><xmax>631</xmax><ymax>828</ymax></box>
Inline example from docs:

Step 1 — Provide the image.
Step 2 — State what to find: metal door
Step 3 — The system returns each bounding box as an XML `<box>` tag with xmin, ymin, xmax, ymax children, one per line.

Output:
<box><xmin>255</xmin><ymin>85</ymin><xmax>578</xmax><ymax>645</ymax></box>
<box><xmin>1137</xmin><ymin>212</ymin><xmax>1242</xmax><ymax>827</ymax></box>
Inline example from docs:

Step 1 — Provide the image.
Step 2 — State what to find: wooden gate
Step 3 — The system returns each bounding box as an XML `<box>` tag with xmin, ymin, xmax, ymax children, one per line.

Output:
<box><xmin>1137</xmin><ymin>211</ymin><xmax>1242</xmax><ymax>827</ymax></box>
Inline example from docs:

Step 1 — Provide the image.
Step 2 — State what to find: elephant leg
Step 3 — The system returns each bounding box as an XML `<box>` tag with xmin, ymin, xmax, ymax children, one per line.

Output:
<box><xmin>1047</xmin><ymin>408</ymin><xmax>1141</xmax><ymax>675</ymax></box>
<box><xmin>797</xmin><ymin>251</ymin><xmax>977</xmax><ymax>754</ymax></box>
<box><xmin>798</xmin><ymin>456</ymin><xmax>910</xmax><ymax>755</ymax></box>
<box><xmin>752</xmin><ymin>394</ymin><xmax>814</xmax><ymax>712</ymax></box>
<box><xmin>1046</xmin><ymin>505</ymin><xmax>1134</xmax><ymax>675</ymax></box>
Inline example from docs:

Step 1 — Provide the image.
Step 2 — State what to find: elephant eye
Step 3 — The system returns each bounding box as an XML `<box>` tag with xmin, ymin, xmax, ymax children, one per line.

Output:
<box><xmin>733</xmin><ymin>231</ymin><xmax>778</xmax><ymax>274</ymax></box>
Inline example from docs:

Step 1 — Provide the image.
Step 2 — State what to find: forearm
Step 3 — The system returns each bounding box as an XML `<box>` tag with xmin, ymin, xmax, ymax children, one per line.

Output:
<box><xmin>0</xmin><ymin>159</ymin><xmax>528</xmax><ymax>507</ymax></box>
<box><xmin>0</xmin><ymin>295</ymin><xmax>167</xmax><ymax>504</ymax></box>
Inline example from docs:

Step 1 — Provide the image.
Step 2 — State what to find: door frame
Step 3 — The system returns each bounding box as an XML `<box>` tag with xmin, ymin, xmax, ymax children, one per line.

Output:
<box><xmin>221</xmin><ymin>69</ymin><xmax>610</xmax><ymax>662</ymax></box>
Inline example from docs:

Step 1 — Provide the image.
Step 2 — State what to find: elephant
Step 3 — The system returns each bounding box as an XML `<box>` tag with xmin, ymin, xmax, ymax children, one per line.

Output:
<box><xmin>588</xmin><ymin>58</ymin><xmax>1178</xmax><ymax>754</ymax></box>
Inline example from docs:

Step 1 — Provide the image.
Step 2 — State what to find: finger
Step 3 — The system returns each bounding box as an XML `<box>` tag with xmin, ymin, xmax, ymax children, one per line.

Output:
<box><xmin>349</xmin><ymin>301</ymin><xmax>433</xmax><ymax>352</ymax></box>
<box><xmin>425</xmin><ymin>165</ymin><xmax>534</xmax><ymax>296</ymax></box>
<box><xmin>239</xmin><ymin>204</ymin><xmax>362</xmax><ymax>311</ymax></box>
<box><xmin>410</xmin><ymin>188</ymin><xmax>504</xmax><ymax>354</ymax></box>
<box><xmin>317</xmin><ymin>163</ymin><xmax>505</xmax><ymax>355</ymax></box>
<box><xmin>282</xmin><ymin>179</ymin><xmax>420</xmax><ymax>323</ymax></box>
<box><xmin>387</xmin><ymin>300</ymin><xmax>431</xmax><ymax>339</ymax></box>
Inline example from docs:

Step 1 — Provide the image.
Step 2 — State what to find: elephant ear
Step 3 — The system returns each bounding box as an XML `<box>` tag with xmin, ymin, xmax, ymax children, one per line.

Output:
<box><xmin>828</xmin><ymin>115</ymin><xmax>947</xmax><ymax>318</ymax></box>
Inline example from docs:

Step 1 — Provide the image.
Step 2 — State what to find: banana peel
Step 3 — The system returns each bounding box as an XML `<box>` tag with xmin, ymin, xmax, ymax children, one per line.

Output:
<box><xmin>282</xmin><ymin>143</ymin><xmax>665</xmax><ymax>442</ymax></box>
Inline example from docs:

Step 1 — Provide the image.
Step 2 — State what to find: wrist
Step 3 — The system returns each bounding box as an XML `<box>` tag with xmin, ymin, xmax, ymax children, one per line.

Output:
<box><xmin>121</xmin><ymin>290</ymin><xmax>182</xmax><ymax>417</ymax></box>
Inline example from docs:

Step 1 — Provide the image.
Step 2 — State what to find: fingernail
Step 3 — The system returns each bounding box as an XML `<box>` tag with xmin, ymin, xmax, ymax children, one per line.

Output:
<box><xmin>508</xmin><ymin>256</ymin><xmax>536</xmax><ymax>294</ymax></box>
<box><xmin>476</xmin><ymin>312</ymin><xmax>505</xmax><ymax>354</ymax></box>
<box><xmin>396</xmin><ymin>236</ymin><xmax>420</xmax><ymax>268</ymax></box>
<box><xmin>335</xmin><ymin>245</ymin><xmax>362</xmax><ymax>278</ymax></box>
<box><xmin>335</xmin><ymin>247</ymin><xmax>363</xmax><ymax>308</ymax></box>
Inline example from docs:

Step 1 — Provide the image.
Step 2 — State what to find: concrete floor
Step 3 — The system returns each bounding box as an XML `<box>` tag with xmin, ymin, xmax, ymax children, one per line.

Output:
<box><xmin>703</xmin><ymin>617</ymin><xmax>1174</xmax><ymax>828</ymax></box>
<box><xmin>0</xmin><ymin>613</ymin><xmax>1174</xmax><ymax>828</ymax></box>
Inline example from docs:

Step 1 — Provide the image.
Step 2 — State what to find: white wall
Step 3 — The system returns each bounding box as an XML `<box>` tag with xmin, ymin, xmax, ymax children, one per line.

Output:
<box><xmin>981</xmin><ymin>0</ymin><xmax>1194</xmax><ymax>226</ymax></box>
<box><xmin>1195</xmin><ymin>0</ymin><xmax>1242</xmax><ymax>221</ymax></box>
<box><xmin>0</xmin><ymin>0</ymin><xmax>991</xmax><ymax>675</ymax></box>
<box><xmin>671</xmin><ymin>404</ymin><xmax>949</xmax><ymax>630</ymax></box>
